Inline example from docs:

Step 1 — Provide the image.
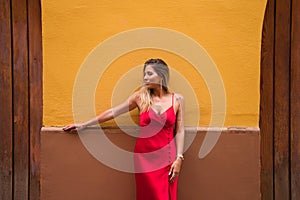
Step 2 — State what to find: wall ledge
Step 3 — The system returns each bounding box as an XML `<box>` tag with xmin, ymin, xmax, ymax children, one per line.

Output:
<box><xmin>41</xmin><ymin>126</ymin><xmax>259</xmax><ymax>134</ymax></box>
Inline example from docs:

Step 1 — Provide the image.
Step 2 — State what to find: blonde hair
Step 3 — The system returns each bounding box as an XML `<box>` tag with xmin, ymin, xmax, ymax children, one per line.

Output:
<box><xmin>139</xmin><ymin>58</ymin><xmax>170</xmax><ymax>112</ymax></box>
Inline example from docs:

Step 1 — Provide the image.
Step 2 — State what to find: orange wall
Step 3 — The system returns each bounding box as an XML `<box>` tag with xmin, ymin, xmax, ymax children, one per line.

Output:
<box><xmin>42</xmin><ymin>0</ymin><xmax>267</xmax><ymax>127</ymax></box>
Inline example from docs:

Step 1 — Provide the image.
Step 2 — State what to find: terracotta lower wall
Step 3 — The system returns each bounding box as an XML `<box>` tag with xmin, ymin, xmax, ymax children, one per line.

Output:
<box><xmin>41</xmin><ymin>127</ymin><xmax>260</xmax><ymax>200</ymax></box>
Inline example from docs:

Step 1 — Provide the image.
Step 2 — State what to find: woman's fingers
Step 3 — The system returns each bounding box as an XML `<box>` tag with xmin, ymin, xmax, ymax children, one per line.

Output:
<box><xmin>169</xmin><ymin>170</ymin><xmax>179</xmax><ymax>183</ymax></box>
<box><xmin>63</xmin><ymin>123</ymin><xmax>86</xmax><ymax>131</ymax></box>
<box><xmin>168</xmin><ymin>167</ymin><xmax>173</xmax><ymax>177</ymax></box>
<box><xmin>169</xmin><ymin>163</ymin><xmax>180</xmax><ymax>183</ymax></box>
<box><xmin>62</xmin><ymin>124</ymin><xmax>76</xmax><ymax>131</ymax></box>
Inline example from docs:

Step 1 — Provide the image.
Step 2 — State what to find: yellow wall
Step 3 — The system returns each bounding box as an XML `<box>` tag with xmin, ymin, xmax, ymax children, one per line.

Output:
<box><xmin>42</xmin><ymin>0</ymin><xmax>267</xmax><ymax>127</ymax></box>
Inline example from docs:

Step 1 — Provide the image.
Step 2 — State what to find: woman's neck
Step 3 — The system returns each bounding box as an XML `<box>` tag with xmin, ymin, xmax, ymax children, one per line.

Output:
<box><xmin>151</xmin><ymin>87</ymin><xmax>168</xmax><ymax>98</ymax></box>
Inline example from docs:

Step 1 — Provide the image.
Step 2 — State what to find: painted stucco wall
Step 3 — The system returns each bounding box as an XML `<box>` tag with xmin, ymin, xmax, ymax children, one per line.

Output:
<box><xmin>42</xmin><ymin>0</ymin><xmax>267</xmax><ymax>127</ymax></box>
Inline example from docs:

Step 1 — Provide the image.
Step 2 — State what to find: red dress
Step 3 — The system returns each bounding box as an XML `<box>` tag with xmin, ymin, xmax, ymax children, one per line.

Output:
<box><xmin>134</xmin><ymin>94</ymin><xmax>178</xmax><ymax>200</ymax></box>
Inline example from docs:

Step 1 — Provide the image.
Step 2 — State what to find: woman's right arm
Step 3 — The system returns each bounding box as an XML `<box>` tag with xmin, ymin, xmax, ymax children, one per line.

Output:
<box><xmin>63</xmin><ymin>92</ymin><xmax>140</xmax><ymax>131</ymax></box>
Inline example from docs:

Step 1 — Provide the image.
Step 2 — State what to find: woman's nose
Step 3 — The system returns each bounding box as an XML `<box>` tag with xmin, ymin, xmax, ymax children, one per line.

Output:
<box><xmin>144</xmin><ymin>75</ymin><xmax>148</xmax><ymax>81</ymax></box>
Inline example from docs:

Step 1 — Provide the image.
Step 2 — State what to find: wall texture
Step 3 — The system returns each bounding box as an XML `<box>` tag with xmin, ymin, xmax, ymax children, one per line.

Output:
<box><xmin>41</xmin><ymin>127</ymin><xmax>260</xmax><ymax>200</ymax></box>
<box><xmin>42</xmin><ymin>0</ymin><xmax>267</xmax><ymax>127</ymax></box>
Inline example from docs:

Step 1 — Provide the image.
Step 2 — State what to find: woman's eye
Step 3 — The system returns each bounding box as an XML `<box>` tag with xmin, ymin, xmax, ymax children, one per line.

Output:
<box><xmin>144</xmin><ymin>71</ymin><xmax>153</xmax><ymax>77</ymax></box>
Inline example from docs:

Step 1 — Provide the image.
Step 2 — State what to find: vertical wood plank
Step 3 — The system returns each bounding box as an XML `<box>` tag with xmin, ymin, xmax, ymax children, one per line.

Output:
<box><xmin>274</xmin><ymin>0</ymin><xmax>291</xmax><ymax>199</ymax></box>
<box><xmin>290</xmin><ymin>0</ymin><xmax>300</xmax><ymax>199</ymax></box>
<box><xmin>0</xmin><ymin>0</ymin><xmax>13</xmax><ymax>199</ymax></box>
<box><xmin>11</xmin><ymin>0</ymin><xmax>29</xmax><ymax>199</ymax></box>
<box><xmin>260</xmin><ymin>0</ymin><xmax>275</xmax><ymax>199</ymax></box>
<box><xmin>28</xmin><ymin>0</ymin><xmax>43</xmax><ymax>199</ymax></box>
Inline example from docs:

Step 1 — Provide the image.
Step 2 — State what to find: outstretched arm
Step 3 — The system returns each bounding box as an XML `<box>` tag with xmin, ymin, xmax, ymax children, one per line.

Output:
<box><xmin>63</xmin><ymin>92</ymin><xmax>139</xmax><ymax>131</ymax></box>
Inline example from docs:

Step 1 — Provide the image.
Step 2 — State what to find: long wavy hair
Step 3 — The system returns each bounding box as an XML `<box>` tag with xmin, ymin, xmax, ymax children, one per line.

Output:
<box><xmin>139</xmin><ymin>58</ymin><xmax>170</xmax><ymax>112</ymax></box>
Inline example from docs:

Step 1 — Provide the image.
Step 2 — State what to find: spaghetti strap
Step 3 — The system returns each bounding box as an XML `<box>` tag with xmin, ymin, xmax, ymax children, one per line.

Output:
<box><xmin>172</xmin><ymin>93</ymin><xmax>174</xmax><ymax>106</ymax></box>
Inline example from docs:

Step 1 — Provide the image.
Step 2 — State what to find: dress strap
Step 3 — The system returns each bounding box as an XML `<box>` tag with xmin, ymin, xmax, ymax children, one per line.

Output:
<box><xmin>172</xmin><ymin>93</ymin><xmax>174</xmax><ymax>106</ymax></box>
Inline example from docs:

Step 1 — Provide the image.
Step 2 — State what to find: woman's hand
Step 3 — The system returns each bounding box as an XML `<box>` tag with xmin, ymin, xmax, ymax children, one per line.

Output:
<box><xmin>169</xmin><ymin>158</ymin><xmax>183</xmax><ymax>183</ymax></box>
<box><xmin>62</xmin><ymin>123</ymin><xmax>86</xmax><ymax>131</ymax></box>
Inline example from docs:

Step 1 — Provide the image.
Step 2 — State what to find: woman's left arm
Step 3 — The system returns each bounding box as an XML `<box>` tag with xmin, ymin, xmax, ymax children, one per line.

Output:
<box><xmin>169</xmin><ymin>94</ymin><xmax>185</xmax><ymax>182</ymax></box>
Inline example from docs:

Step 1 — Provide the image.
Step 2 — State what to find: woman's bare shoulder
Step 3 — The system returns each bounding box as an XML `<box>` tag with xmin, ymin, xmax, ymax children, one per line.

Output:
<box><xmin>174</xmin><ymin>93</ymin><xmax>184</xmax><ymax>101</ymax></box>
<box><xmin>173</xmin><ymin>93</ymin><xmax>184</xmax><ymax>113</ymax></box>
<box><xmin>128</xmin><ymin>90</ymin><xmax>141</xmax><ymax>103</ymax></box>
<box><xmin>132</xmin><ymin>90</ymin><xmax>141</xmax><ymax>98</ymax></box>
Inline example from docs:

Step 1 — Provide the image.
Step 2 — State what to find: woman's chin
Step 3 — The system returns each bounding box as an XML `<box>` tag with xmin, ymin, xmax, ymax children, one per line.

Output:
<box><xmin>144</xmin><ymin>83</ymin><xmax>152</xmax><ymax>88</ymax></box>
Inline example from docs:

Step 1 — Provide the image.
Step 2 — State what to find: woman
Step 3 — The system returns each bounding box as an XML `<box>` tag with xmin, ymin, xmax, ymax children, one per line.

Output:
<box><xmin>63</xmin><ymin>58</ymin><xmax>185</xmax><ymax>200</ymax></box>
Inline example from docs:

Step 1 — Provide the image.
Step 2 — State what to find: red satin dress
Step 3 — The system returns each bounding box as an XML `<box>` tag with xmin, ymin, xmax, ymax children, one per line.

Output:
<box><xmin>134</xmin><ymin>94</ymin><xmax>178</xmax><ymax>200</ymax></box>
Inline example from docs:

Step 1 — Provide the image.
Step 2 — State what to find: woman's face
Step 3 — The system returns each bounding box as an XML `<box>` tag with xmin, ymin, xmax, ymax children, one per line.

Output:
<box><xmin>143</xmin><ymin>65</ymin><xmax>162</xmax><ymax>88</ymax></box>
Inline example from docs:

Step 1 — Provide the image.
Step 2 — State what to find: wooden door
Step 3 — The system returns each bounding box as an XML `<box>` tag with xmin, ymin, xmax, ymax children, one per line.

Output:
<box><xmin>260</xmin><ymin>0</ymin><xmax>300</xmax><ymax>199</ymax></box>
<box><xmin>0</xmin><ymin>0</ymin><xmax>43</xmax><ymax>199</ymax></box>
